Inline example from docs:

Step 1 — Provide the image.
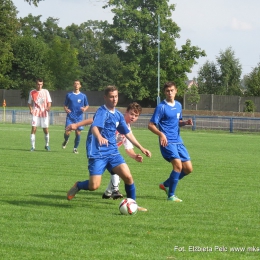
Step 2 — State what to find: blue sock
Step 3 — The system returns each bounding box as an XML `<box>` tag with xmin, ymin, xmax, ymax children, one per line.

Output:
<box><xmin>168</xmin><ymin>170</ymin><xmax>180</xmax><ymax>197</ymax></box>
<box><xmin>163</xmin><ymin>178</ymin><xmax>170</xmax><ymax>187</ymax></box>
<box><xmin>125</xmin><ymin>183</ymin><xmax>136</xmax><ymax>200</ymax></box>
<box><xmin>74</xmin><ymin>134</ymin><xmax>80</xmax><ymax>148</ymax></box>
<box><xmin>77</xmin><ymin>180</ymin><xmax>89</xmax><ymax>190</ymax></box>
<box><xmin>164</xmin><ymin>171</ymin><xmax>186</xmax><ymax>186</ymax></box>
<box><xmin>179</xmin><ymin>171</ymin><xmax>186</xmax><ymax>180</ymax></box>
<box><xmin>64</xmin><ymin>133</ymin><xmax>69</xmax><ymax>141</ymax></box>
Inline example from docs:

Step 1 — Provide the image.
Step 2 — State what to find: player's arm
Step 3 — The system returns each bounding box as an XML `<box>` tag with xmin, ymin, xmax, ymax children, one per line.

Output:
<box><xmin>81</xmin><ymin>105</ymin><xmax>89</xmax><ymax>112</ymax></box>
<box><xmin>66</xmin><ymin>118</ymin><xmax>93</xmax><ymax>131</ymax></box>
<box><xmin>179</xmin><ymin>119</ymin><xmax>193</xmax><ymax>127</ymax></box>
<box><xmin>91</xmin><ymin>126</ymin><xmax>108</xmax><ymax>146</ymax></box>
<box><xmin>46</xmin><ymin>102</ymin><xmax>51</xmax><ymax>112</ymax></box>
<box><xmin>148</xmin><ymin>122</ymin><xmax>168</xmax><ymax>147</ymax></box>
<box><xmin>125</xmin><ymin>132</ymin><xmax>151</xmax><ymax>158</ymax></box>
<box><xmin>64</xmin><ymin>105</ymin><xmax>71</xmax><ymax>114</ymax></box>
<box><xmin>125</xmin><ymin>149</ymin><xmax>143</xmax><ymax>162</ymax></box>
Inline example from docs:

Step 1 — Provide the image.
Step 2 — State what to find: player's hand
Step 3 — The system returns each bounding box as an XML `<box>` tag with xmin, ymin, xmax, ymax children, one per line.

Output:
<box><xmin>159</xmin><ymin>133</ymin><xmax>168</xmax><ymax>147</ymax></box>
<box><xmin>66</xmin><ymin>124</ymin><xmax>77</xmax><ymax>131</ymax></box>
<box><xmin>186</xmin><ymin>119</ymin><xmax>193</xmax><ymax>126</ymax></box>
<box><xmin>141</xmin><ymin>148</ymin><xmax>151</xmax><ymax>158</ymax></box>
<box><xmin>134</xmin><ymin>154</ymin><xmax>143</xmax><ymax>162</ymax></box>
<box><xmin>98</xmin><ymin>137</ymin><xmax>109</xmax><ymax>146</ymax></box>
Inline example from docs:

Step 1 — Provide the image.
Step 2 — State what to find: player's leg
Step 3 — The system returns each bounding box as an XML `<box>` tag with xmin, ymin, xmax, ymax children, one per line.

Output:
<box><xmin>30</xmin><ymin>126</ymin><xmax>37</xmax><ymax>151</ymax></box>
<box><xmin>167</xmin><ymin>158</ymin><xmax>182</xmax><ymax>202</ymax></box>
<box><xmin>102</xmin><ymin>171</ymin><xmax>123</xmax><ymax>199</ymax></box>
<box><xmin>73</xmin><ymin>129</ymin><xmax>81</xmax><ymax>154</ymax></box>
<box><xmin>159</xmin><ymin>144</ymin><xmax>182</xmax><ymax>202</ymax></box>
<box><xmin>62</xmin><ymin>118</ymin><xmax>71</xmax><ymax>149</ymax></box>
<box><xmin>30</xmin><ymin>116</ymin><xmax>38</xmax><ymax>151</ymax></box>
<box><xmin>179</xmin><ymin>144</ymin><xmax>193</xmax><ymax>179</ymax></box>
<box><xmin>67</xmin><ymin>158</ymin><xmax>106</xmax><ymax>200</ymax></box>
<box><xmin>111</xmin><ymin>158</ymin><xmax>147</xmax><ymax>211</ymax></box>
<box><xmin>42</xmin><ymin>117</ymin><xmax>50</xmax><ymax>151</ymax></box>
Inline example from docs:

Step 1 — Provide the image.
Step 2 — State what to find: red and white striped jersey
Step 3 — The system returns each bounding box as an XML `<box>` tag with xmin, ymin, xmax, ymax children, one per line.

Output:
<box><xmin>116</xmin><ymin>123</ymin><xmax>134</xmax><ymax>149</ymax></box>
<box><xmin>28</xmin><ymin>89</ymin><xmax>52</xmax><ymax>117</ymax></box>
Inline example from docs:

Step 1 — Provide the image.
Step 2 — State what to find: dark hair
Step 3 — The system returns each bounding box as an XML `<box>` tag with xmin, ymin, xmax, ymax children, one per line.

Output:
<box><xmin>163</xmin><ymin>81</ymin><xmax>177</xmax><ymax>90</ymax></box>
<box><xmin>126</xmin><ymin>102</ymin><xmax>142</xmax><ymax>115</ymax></box>
<box><xmin>36</xmin><ymin>78</ymin><xmax>43</xmax><ymax>82</ymax></box>
<box><xmin>104</xmin><ymin>85</ymin><xmax>118</xmax><ymax>96</ymax></box>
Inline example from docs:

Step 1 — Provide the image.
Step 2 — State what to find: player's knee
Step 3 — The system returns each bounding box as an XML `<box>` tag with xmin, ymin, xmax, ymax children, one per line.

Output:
<box><xmin>122</xmin><ymin>175</ymin><xmax>133</xmax><ymax>185</ymax></box>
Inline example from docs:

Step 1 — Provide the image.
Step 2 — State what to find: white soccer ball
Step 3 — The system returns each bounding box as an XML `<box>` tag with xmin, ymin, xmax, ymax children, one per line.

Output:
<box><xmin>119</xmin><ymin>198</ymin><xmax>138</xmax><ymax>216</ymax></box>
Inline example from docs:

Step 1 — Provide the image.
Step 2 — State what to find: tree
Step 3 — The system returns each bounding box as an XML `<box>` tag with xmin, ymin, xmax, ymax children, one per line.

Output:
<box><xmin>103</xmin><ymin>0</ymin><xmax>205</xmax><ymax>101</ymax></box>
<box><xmin>9</xmin><ymin>35</ymin><xmax>54</xmax><ymax>98</ymax></box>
<box><xmin>65</xmin><ymin>20</ymin><xmax>121</xmax><ymax>90</ymax></box>
<box><xmin>197</xmin><ymin>47</ymin><xmax>242</xmax><ymax>95</ymax></box>
<box><xmin>24</xmin><ymin>0</ymin><xmax>43</xmax><ymax>6</ymax></box>
<box><xmin>186</xmin><ymin>83</ymin><xmax>200</xmax><ymax>110</ymax></box>
<box><xmin>243</xmin><ymin>63</ymin><xmax>260</xmax><ymax>96</ymax></box>
<box><xmin>197</xmin><ymin>61</ymin><xmax>223</xmax><ymax>94</ymax></box>
<box><xmin>48</xmin><ymin>36</ymin><xmax>80</xmax><ymax>90</ymax></box>
<box><xmin>217</xmin><ymin>47</ymin><xmax>242</xmax><ymax>95</ymax></box>
<box><xmin>0</xmin><ymin>0</ymin><xmax>19</xmax><ymax>88</ymax></box>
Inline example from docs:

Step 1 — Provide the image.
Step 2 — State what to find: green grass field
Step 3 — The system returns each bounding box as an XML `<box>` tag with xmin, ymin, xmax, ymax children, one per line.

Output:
<box><xmin>0</xmin><ymin>124</ymin><xmax>259</xmax><ymax>260</ymax></box>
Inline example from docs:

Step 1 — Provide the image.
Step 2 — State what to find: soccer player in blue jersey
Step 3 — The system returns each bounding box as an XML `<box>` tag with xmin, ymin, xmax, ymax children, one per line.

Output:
<box><xmin>62</xmin><ymin>80</ymin><xmax>89</xmax><ymax>153</ymax></box>
<box><xmin>67</xmin><ymin>85</ymin><xmax>151</xmax><ymax>211</ymax></box>
<box><xmin>148</xmin><ymin>81</ymin><xmax>193</xmax><ymax>202</ymax></box>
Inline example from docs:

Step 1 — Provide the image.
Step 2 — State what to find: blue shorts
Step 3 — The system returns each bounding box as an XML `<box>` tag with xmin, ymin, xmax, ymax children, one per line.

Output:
<box><xmin>65</xmin><ymin>117</ymin><xmax>84</xmax><ymax>131</ymax></box>
<box><xmin>88</xmin><ymin>154</ymin><xmax>126</xmax><ymax>175</ymax></box>
<box><xmin>160</xmin><ymin>143</ymin><xmax>191</xmax><ymax>163</ymax></box>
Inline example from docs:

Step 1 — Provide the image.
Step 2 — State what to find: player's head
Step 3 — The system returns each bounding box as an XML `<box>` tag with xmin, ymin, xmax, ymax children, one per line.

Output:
<box><xmin>125</xmin><ymin>102</ymin><xmax>142</xmax><ymax>124</ymax></box>
<box><xmin>36</xmin><ymin>78</ymin><xmax>43</xmax><ymax>90</ymax></box>
<box><xmin>163</xmin><ymin>81</ymin><xmax>177</xmax><ymax>101</ymax></box>
<box><xmin>104</xmin><ymin>85</ymin><xmax>118</xmax><ymax>109</ymax></box>
<box><xmin>73</xmin><ymin>80</ymin><xmax>81</xmax><ymax>90</ymax></box>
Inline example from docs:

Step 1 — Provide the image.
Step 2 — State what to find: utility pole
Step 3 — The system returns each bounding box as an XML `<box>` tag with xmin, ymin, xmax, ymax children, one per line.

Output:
<box><xmin>157</xmin><ymin>15</ymin><xmax>161</xmax><ymax>105</ymax></box>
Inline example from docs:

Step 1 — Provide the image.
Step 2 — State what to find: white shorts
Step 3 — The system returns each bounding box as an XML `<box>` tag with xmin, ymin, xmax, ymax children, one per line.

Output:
<box><xmin>31</xmin><ymin>116</ymin><xmax>49</xmax><ymax>128</ymax></box>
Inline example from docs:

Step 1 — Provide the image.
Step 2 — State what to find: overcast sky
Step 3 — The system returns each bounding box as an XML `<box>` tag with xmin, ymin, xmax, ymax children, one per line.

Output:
<box><xmin>13</xmin><ymin>0</ymin><xmax>260</xmax><ymax>80</ymax></box>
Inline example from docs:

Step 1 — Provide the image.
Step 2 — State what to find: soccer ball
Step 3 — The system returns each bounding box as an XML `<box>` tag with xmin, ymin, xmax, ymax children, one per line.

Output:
<box><xmin>119</xmin><ymin>198</ymin><xmax>138</xmax><ymax>216</ymax></box>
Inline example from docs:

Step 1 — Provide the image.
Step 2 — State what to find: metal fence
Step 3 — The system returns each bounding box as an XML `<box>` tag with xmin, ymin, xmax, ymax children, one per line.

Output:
<box><xmin>1</xmin><ymin>110</ymin><xmax>260</xmax><ymax>133</ymax></box>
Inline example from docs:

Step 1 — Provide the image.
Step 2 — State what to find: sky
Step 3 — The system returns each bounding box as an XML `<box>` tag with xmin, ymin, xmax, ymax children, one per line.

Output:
<box><xmin>12</xmin><ymin>0</ymin><xmax>260</xmax><ymax>80</ymax></box>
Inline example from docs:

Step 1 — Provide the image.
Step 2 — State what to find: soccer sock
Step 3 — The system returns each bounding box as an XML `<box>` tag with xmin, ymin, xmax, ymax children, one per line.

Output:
<box><xmin>44</xmin><ymin>133</ymin><xmax>49</xmax><ymax>146</ymax></box>
<box><xmin>64</xmin><ymin>133</ymin><xmax>70</xmax><ymax>141</ymax></box>
<box><xmin>179</xmin><ymin>171</ymin><xmax>186</xmax><ymax>180</ymax></box>
<box><xmin>168</xmin><ymin>170</ymin><xmax>180</xmax><ymax>197</ymax></box>
<box><xmin>163</xmin><ymin>178</ymin><xmax>170</xmax><ymax>187</ymax></box>
<box><xmin>125</xmin><ymin>183</ymin><xmax>136</xmax><ymax>200</ymax></box>
<box><xmin>30</xmin><ymin>134</ymin><xmax>35</xmax><ymax>148</ymax></box>
<box><xmin>163</xmin><ymin>170</ymin><xmax>186</xmax><ymax>186</ymax></box>
<box><xmin>105</xmin><ymin>174</ymin><xmax>120</xmax><ymax>195</ymax></box>
<box><xmin>74</xmin><ymin>134</ymin><xmax>80</xmax><ymax>148</ymax></box>
<box><xmin>77</xmin><ymin>180</ymin><xmax>89</xmax><ymax>191</ymax></box>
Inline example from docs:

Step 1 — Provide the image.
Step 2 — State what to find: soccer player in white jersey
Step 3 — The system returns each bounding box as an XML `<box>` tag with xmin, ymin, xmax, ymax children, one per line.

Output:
<box><xmin>67</xmin><ymin>85</ymin><xmax>151</xmax><ymax>211</ymax></box>
<box><xmin>148</xmin><ymin>81</ymin><xmax>193</xmax><ymax>202</ymax></box>
<box><xmin>28</xmin><ymin>78</ymin><xmax>52</xmax><ymax>151</ymax></box>
<box><xmin>66</xmin><ymin>102</ymin><xmax>144</xmax><ymax>200</ymax></box>
<box><xmin>62</xmin><ymin>80</ymin><xmax>89</xmax><ymax>154</ymax></box>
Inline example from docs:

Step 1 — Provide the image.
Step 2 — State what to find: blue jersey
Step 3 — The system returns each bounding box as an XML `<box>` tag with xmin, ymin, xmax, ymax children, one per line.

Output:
<box><xmin>86</xmin><ymin>105</ymin><xmax>130</xmax><ymax>158</ymax></box>
<box><xmin>64</xmin><ymin>92</ymin><xmax>88</xmax><ymax>123</ymax></box>
<box><xmin>150</xmin><ymin>100</ymin><xmax>183</xmax><ymax>143</ymax></box>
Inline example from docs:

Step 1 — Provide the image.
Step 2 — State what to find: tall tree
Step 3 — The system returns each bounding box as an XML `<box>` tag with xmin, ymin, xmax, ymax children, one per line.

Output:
<box><xmin>65</xmin><ymin>21</ymin><xmax>121</xmax><ymax>90</ymax></box>
<box><xmin>243</xmin><ymin>63</ymin><xmax>260</xmax><ymax>96</ymax></box>
<box><xmin>197</xmin><ymin>61</ymin><xmax>223</xmax><ymax>94</ymax></box>
<box><xmin>103</xmin><ymin>0</ymin><xmax>205</xmax><ymax>101</ymax></box>
<box><xmin>0</xmin><ymin>0</ymin><xmax>19</xmax><ymax>88</ymax></box>
<box><xmin>217</xmin><ymin>47</ymin><xmax>242</xmax><ymax>95</ymax></box>
<box><xmin>10</xmin><ymin>35</ymin><xmax>54</xmax><ymax>98</ymax></box>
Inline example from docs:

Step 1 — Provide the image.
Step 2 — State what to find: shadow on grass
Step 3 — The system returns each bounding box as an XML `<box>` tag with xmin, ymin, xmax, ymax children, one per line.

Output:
<box><xmin>3</xmin><ymin>199</ymin><xmax>73</xmax><ymax>208</ymax></box>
